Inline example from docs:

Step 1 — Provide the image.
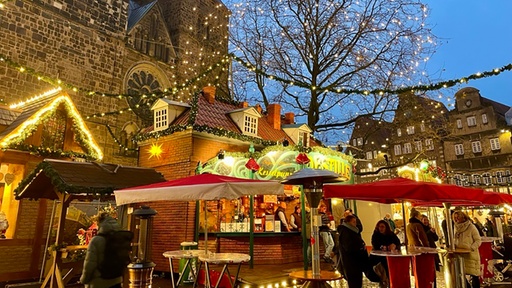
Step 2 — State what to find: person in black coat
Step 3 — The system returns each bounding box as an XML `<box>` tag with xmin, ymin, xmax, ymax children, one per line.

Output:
<box><xmin>339</xmin><ymin>215</ymin><xmax>368</xmax><ymax>288</ymax></box>
<box><xmin>370</xmin><ymin>220</ymin><xmax>400</xmax><ymax>281</ymax></box>
<box><xmin>421</xmin><ymin>215</ymin><xmax>440</xmax><ymax>272</ymax></box>
<box><xmin>344</xmin><ymin>208</ymin><xmax>363</xmax><ymax>232</ymax></box>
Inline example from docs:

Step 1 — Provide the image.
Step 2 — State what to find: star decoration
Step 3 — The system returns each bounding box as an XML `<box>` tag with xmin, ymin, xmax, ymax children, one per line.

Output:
<box><xmin>148</xmin><ymin>143</ymin><xmax>163</xmax><ymax>159</ymax></box>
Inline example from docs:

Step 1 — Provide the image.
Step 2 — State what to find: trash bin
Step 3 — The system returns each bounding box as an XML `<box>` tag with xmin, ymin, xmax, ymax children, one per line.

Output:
<box><xmin>179</xmin><ymin>241</ymin><xmax>198</xmax><ymax>284</ymax></box>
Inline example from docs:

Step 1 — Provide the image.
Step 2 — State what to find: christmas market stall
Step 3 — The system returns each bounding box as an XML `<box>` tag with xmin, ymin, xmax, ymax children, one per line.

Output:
<box><xmin>14</xmin><ymin>159</ymin><xmax>165</xmax><ymax>288</ymax></box>
<box><xmin>0</xmin><ymin>88</ymin><xmax>108</xmax><ymax>282</ymax></box>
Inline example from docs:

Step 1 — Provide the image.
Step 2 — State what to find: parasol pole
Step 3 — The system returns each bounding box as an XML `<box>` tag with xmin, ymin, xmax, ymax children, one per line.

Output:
<box><xmin>443</xmin><ymin>203</ymin><xmax>455</xmax><ymax>250</ymax></box>
<box><xmin>402</xmin><ymin>200</ymin><xmax>408</xmax><ymax>246</ymax></box>
<box><xmin>204</xmin><ymin>201</ymin><xmax>208</xmax><ymax>255</ymax></box>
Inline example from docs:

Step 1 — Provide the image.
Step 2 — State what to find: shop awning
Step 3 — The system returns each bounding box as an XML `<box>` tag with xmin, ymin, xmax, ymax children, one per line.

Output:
<box><xmin>114</xmin><ymin>173</ymin><xmax>284</xmax><ymax>205</ymax></box>
<box><xmin>16</xmin><ymin>159</ymin><xmax>166</xmax><ymax>200</ymax></box>
<box><xmin>324</xmin><ymin>177</ymin><xmax>485</xmax><ymax>205</ymax></box>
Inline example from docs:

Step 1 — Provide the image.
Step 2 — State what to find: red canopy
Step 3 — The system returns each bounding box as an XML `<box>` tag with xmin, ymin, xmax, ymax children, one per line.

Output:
<box><xmin>481</xmin><ymin>191</ymin><xmax>512</xmax><ymax>205</ymax></box>
<box><xmin>324</xmin><ymin>177</ymin><xmax>484</xmax><ymax>204</ymax></box>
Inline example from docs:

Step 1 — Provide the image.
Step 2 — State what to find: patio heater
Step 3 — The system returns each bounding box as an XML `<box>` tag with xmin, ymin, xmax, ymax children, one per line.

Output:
<box><xmin>128</xmin><ymin>205</ymin><xmax>158</xmax><ymax>288</ymax></box>
<box><xmin>282</xmin><ymin>169</ymin><xmax>347</xmax><ymax>277</ymax></box>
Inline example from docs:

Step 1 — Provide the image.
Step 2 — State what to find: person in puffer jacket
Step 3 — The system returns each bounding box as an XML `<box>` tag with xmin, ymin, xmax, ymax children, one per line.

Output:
<box><xmin>80</xmin><ymin>213</ymin><xmax>122</xmax><ymax>288</ymax></box>
<box><xmin>453</xmin><ymin>211</ymin><xmax>482</xmax><ymax>288</ymax></box>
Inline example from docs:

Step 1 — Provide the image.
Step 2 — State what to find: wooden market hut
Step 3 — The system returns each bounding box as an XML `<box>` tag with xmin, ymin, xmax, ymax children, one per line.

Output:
<box><xmin>14</xmin><ymin>159</ymin><xmax>166</xmax><ymax>288</ymax></box>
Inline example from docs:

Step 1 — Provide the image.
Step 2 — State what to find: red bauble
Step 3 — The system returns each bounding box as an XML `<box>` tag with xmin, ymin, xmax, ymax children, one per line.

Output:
<box><xmin>296</xmin><ymin>153</ymin><xmax>310</xmax><ymax>165</ymax></box>
<box><xmin>245</xmin><ymin>158</ymin><xmax>260</xmax><ymax>172</ymax></box>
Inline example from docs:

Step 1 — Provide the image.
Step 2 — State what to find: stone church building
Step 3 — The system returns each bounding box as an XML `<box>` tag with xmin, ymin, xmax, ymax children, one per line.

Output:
<box><xmin>0</xmin><ymin>0</ymin><xmax>229</xmax><ymax>282</ymax></box>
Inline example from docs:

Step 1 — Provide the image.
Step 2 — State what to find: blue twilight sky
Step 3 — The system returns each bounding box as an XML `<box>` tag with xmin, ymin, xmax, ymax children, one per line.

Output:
<box><xmin>425</xmin><ymin>1</ymin><xmax>512</xmax><ymax>107</ymax></box>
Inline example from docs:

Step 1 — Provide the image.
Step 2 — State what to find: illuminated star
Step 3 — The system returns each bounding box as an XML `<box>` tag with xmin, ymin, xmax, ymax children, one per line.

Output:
<box><xmin>148</xmin><ymin>143</ymin><xmax>163</xmax><ymax>159</ymax></box>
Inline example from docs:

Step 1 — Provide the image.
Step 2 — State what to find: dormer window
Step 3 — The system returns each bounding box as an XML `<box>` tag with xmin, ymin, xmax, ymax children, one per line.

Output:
<box><xmin>155</xmin><ymin>108</ymin><xmax>168</xmax><ymax>131</ymax></box>
<box><xmin>298</xmin><ymin>131</ymin><xmax>309</xmax><ymax>147</ymax></box>
<box><xmin>244</xmin><ymin>115</ymin><xmax>258</xmax><ymax>135</ymax></box>
<box><xmin>227</xmin><ymin>106</ymin><xmax>262</xmax><ymax>137</ymax></box>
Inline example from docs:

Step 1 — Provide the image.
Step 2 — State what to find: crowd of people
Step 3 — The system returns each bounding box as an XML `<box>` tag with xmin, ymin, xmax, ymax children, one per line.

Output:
<box><xmin>332</xmin><ymin>207</ymin><xmax>489</xmax><ymax>288</ymax></box>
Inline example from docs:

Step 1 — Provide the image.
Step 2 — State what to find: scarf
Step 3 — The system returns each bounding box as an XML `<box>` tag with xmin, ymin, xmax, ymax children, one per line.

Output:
<box><xmin>342</xmin><ymin>222</ymin><xmax>359</xmax><ymax>234</ymax></box>
<box><xmin>454</xmin><ymin>220</ymin><xmax>472</xmax><ymax>238</ymax></box>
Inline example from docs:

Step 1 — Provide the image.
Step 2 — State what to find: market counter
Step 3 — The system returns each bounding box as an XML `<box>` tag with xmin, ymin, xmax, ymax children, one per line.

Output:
<box><xmin>199</xmin><ymin>232</ymin><xmax>304</xmax><ymax>264</ymax></box>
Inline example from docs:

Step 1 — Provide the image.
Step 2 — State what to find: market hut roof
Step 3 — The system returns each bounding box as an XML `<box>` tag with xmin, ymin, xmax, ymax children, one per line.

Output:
<box><xmin>15</xmin><ymin>159</ymin><xmax>166</xmax><ymax>200</ymax></box>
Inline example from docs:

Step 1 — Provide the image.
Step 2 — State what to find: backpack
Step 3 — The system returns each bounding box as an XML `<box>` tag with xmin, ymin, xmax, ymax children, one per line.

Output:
<box><xmin>97</xmin><ymin>230</ymin><xmax>134</xmax><ymax>279</ymax></box>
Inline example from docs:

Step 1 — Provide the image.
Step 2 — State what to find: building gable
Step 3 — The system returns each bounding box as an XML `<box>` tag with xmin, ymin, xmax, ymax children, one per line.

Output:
<box><xmin>0</xmin><ymin>88</ymin><xmax>103</xmax><ymax>160</ymax></box>
<box><xmin>127</xmin><ymin>0</ymin><xmax>177</xmax><ymax>63</ymax></box>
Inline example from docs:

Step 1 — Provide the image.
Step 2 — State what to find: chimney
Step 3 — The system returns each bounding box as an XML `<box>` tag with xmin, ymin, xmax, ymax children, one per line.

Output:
<box><xmin>255</xmin><ymin>104</ymin><xmax>262</xmax><ymax>114</ymax></box>
<box><xmin>284</xmin><ymin>112</ymin><xmax>295</xmax><ymax>125</ymax></box>
<box><xmin>267</xmin><ymin>104</ymin><xmax>281</xmax><ymax>130</ymax></box>
<box><xmin>203</xmin><ymin>86</ymin><xmax>216</xmax><ymax>104</ymax></box>
<box><xmin>240</xmin><ymin>101</ymin><xmax>249</xmax><ymax>108</ymax></box>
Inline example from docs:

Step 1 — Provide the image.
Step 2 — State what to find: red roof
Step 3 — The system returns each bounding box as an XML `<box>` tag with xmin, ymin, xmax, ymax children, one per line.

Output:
<box><xmin>257</xmin><ymin>115</ymin><xmax>293</xmax><ymax>142</ymax></box>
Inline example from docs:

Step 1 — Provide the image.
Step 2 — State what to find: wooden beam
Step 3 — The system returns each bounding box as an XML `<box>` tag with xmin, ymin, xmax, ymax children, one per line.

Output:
<box><xmin>30</xmin><ymin>199</ymin><xmax>48</xmax><ymax>275</ymax></box>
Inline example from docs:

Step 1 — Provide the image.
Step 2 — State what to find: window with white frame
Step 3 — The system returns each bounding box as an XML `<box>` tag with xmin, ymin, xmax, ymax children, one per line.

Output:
<box><xmin>482</xmin><ymin>173</ymin><xmax>491</xmax><ymax>185</ymax></box>
<box><xmin>373</xmin><ymin>150</ymin><xmax>378</xmax><ymax>159</ymax></box>
<box><xmin>366</xmin><ymin>151</ymin><xmax>373</xmax><ymax>160</ymax></box>
<box><xmin>397</xmin><ymin>129</ymin><xmax>402</xmax><ymax>137</ymax></box>
<box><xmin>496</xmin><ymin>171</ymin><xmax>505</xmax><ymax>184</ymax></box>
<box><xmin>407</xmin><ymin>126</ymin><xmax>415</xmax><ymax>135</ymax></box>
<box><xmin>155</xmin><ymin>108</ymin><xmax>168</xmax><ymax>130</ymax></box>
<box><xmin>415</xmin><ymin>141</ymin><xmax>422</xmax><ymax>151</ymax></box>
<box><xmin>462</xmin><ymin>175</ymin><xmax>470</xmax><ymax>187</ymax></box>
<box><xmin>490</xmin><ymin>138</ymin><xmax>500</xmax><ymax>150</ymax></box>
<box><xmin>455</xmin><ymin>144</ymin><xmax>464</xmax><ymax>155</ymax></box>
<box><xmin>471</xmin><ymin>141</ymin><xmax>482</xmax><ymax>153</ymax></box>
<box><xmin>457</xmin><ymin>119</ymin><xmax>462</xmax><ymax>129</ymax></box>
<box><xmin>453</xmin><ymin>174</ymin><xmax>462</xmax><ymax>186</ymax></box>
<box><xmin>472</xmin><ymin>175</ymin><xmax>481</xmax><ymax>186</ymax></box>
<box><xmin>244</xmin><ymin>115</ymin><xmax>258</xmax><ymax>135</ymax></box>
<box><xmin>425</xmin><ymin>139</ymin><xmax>434</xmax><ymax>150</ymax></box>
<box><xmin>420</xmin><ymin>123</ymin><xmax>425</xmax><ymax>132</ymax></box>
<box><xmin>357</xmin><ymin>138</ymin><xmax>363</xmax><ymax>146</ymax></box>
<box><xmin>394</xmin><ymin>144</ymin><xmax>402</xmax><ymax>155</ymax></box>
<box><xmin>403</xmin><ymin>143</ymin><xmax>412</xmax><ymax>154</ymax></box>
<box><xmin>467</xmin><ymin>116</ymin><xmax>477</xmax><ymax>127</ymax></box>
<box><xmin>505</xmin><ymin>170</ymin><xmax>512</xmax><ymax>183</ymax></box>
<box><xmin>353</xmin><ymin>139</ymin><xmax>357</xmax><ymax>146</ymax></box>
<box><xmin>482</xmin><ymin>114</ymin><xmax>488</xmax><ymax>124</ymax></box>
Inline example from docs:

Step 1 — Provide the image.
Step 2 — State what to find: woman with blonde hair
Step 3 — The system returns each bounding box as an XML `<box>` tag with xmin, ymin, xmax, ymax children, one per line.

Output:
<box><xmin>453</xmin><ymin>211</ymin><xmax>482</xmax><ymax>288</ymax></box>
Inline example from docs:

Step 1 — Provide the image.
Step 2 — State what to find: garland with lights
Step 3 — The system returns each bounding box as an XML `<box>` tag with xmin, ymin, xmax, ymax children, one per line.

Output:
<box><xmin>14</xmin><ymin>161</ymin><xmax>115</xmax><ymax>199</ymax></box>
<box><xmin>2</xmin><ymin>95</ymin><xmax>102</xmax><ymax>159</ymax></box>
<box><xmin>2</xmin><ymin>143</ymin><xmax>95</xmax><ymax>160</ymax></box>
<box><xmin>105</xmin><ymin>124</ymin><xmax>138</xmax><ymax>152</ymax></box>
<box><xmin>232</xmin><ymin>54</ymin><xmax>512</xmax><ymax>96</ymax></box>
<box><xmin>0</xmin><ymin>53</ymin><xmax>230</xmax><ymax>100</ymax></box>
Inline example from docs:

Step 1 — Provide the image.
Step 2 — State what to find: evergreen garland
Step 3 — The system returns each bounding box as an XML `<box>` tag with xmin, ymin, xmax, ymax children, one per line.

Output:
<box><xmin>14</xmin><ymin>161</ymin><xmax>116</xmax><ymax>199</ymax></box>
<box><xmin>2</xmin><ymin>144</ymin><xmax>95</xmax><ymax>160</ymax></box>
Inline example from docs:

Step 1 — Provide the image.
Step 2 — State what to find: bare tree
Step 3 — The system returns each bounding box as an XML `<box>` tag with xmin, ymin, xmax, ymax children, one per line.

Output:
<box><xmin>228</xmin><ymin>0</ymin><xmax>437</xmax><ymax>134</ymax></box>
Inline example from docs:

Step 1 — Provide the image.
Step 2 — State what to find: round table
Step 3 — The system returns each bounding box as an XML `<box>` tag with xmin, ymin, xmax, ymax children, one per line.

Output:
<box><xmin>409</xmin><ymin>247</ymin><xmax>440</xmax><ymax>288</ymax></box>
<box><xmin>163</xmin><ymin>250</ymin><xmax>207</xmax><ymax>288</ymax></box>
<box><xmin>289</xmin><ymin>270</ymin><xmax>343</xmax><ymax>288</ymax></box>
<box><xmin>370</xmin><ymin>249</ymin><xmax>420</xmax><ymax>288</ymax></box>
<box><xmin>197</xmin><ymin>253</ymin><xmax>251</xmax><ymax>288</ymax></box>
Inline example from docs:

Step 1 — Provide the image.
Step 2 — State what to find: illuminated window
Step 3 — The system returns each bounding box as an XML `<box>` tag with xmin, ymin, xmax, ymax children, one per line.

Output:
<box><xmin>154</xmin><ymin>108</ymin><xmax>168</xmax><ymax>131</ymax></box>
<box><xmin>505</xmin><ymin>170</ymin><xmax>511</xmax><ymax>183</ymax></box>
<box><xmin>0</xmin><ymin>163</ymin><xmax>24</xmax><ymax>239</ymax></box>
<box><xmin>496</xmin><ymin>171</ymin><xmax>505</xmax><ymax>184</ymax></box>
<box><xmin>406</xmin><ymin>126</ymin><xmax>415</xmax><ymax>135</ymax></box>
<box><xmin>420</xmin><ymin>123</ymin><xmax>425</xmax><ymax>132</ymax></box>
<box><xmin>467</xmin><ymin>116</ymin><xmax>477</xmax><ymax>127</ymax></box>
<box><xmin>455</xmin><ymin>144</ymin><xmax>464</xmax><ymax>156</ymax></box>
<box><xmin>456</xmin><ymin>119</ymin><xmax>462</xmax><ymax>129</ymax></box>
<box><xmin>397</xmin><ymin>129</ymin><xmax>402</xmax><ymax>137</ymax></box>
<box><xmin>366</xmin><ymin>151</ymin><xmax>373</xmax><ymax>160</ymax></box>
<box><xmin>471</xmin><ymin>141</ymin><xmax>482</xmax><ymax>153</ymax></box>
<box><xmin>357</xmin><ymin>138</ymin><xmax>363</xmax><ymax>146</ymax></box>
<box><xmin>462</xmin><ymin>175</ymin><xmax>470</xmax><ymax>187</ymax></box>
<box><xmin>244</xmin><ymin>115</ymin><xmax>257</xmax><ymax>135</ymax></box>
<box><xmin>373</xmin><ymin>151</ymin><xmax>378</xmax><ymax>159</ymax></box>
<box><xmin>490</xmin><ymin>138</ymin><xmax>500</xmax><ymax>150</ymax></box>
<box><xmin>403</xmin><ymin>143</ymin><xmax>412</xmax><ymax>154</ymax></box>
<box><xmin>453</xmin><ymin>174</ymin><xmax>462</xmax><ymax>186</ymax></box>
<box><xmin>352</xmin><ymin>139</ymin><xmax>357</xmax><ymax>146</ymax></box>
